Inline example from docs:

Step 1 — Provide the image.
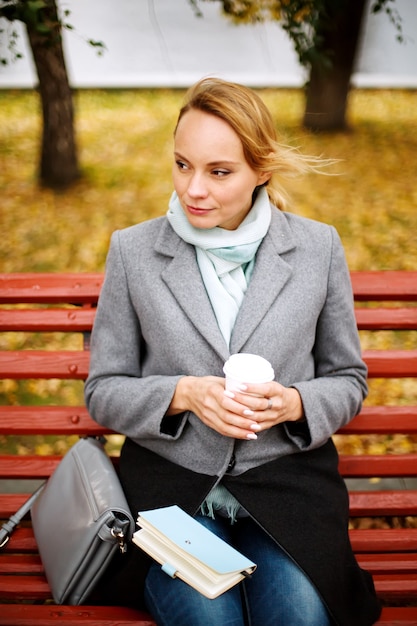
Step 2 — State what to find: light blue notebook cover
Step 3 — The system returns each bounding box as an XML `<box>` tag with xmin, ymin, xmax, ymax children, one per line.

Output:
<box><xmin>137</xmin><ymin>504</ymin><xmax>255</xmax><ymax>574</ymax></box>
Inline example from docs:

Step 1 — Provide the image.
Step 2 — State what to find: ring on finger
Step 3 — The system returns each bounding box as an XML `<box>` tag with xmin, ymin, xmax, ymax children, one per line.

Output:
<box><xmin>265</xmin><ymin>398</ymin><xmax>273</xmax><ymax>411</ymax></box>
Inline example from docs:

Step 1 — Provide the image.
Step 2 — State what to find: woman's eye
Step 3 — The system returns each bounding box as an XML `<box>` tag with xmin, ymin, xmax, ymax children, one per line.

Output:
<box><xmin>176</xmin><ymin>160</ymin><xmax>188</xmax><ymax>171</ymax></box>
<box><xmin>212</xmin><ymin>169</ymin><xmax>230</xmax><ymax>177</ymax></box>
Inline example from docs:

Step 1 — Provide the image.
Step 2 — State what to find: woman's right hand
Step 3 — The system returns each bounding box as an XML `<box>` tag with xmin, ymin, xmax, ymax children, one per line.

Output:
<box><xmin>166</xmin><ymin>375</ymin><xmax>261</xmax><ymax>440</ymax></box>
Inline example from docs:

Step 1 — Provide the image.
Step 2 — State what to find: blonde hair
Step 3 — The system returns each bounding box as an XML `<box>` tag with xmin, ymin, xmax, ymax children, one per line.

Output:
<box><xmin>175</xmin><ymin>77</ymin><xmax>325</xmax><ymax>211</ymax></box>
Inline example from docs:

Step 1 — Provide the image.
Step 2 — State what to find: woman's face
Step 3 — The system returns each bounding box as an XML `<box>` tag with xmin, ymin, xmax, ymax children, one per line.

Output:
<box><xmin>173</xmin><ymin>109</ymin><xmax>270</xmax><ymax>230</ymax></box>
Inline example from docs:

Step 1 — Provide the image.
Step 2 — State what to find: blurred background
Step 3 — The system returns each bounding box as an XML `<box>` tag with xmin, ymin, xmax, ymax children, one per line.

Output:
<box><xmin>0</xmin><ymin>1</ymin><xmax>416</xmax><ymax>460</ymax></box>
<box><xmin>1</xmin><ymin>0</ymin><xmax>416</xmax><ymax>89</ymax></box>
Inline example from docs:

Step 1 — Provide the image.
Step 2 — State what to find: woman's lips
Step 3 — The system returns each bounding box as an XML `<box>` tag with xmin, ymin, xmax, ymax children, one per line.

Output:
<box><xmin>186</xmin><ymin>205</ymin><xmax>213</xmax><ymax>216</ymax></box>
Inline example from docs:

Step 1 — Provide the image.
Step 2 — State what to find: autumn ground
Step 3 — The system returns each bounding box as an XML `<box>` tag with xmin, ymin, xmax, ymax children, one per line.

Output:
<box><xmin>0</xmin><ymin>88</ymin><xmax>416</xmax><ymax>468</ymax></box>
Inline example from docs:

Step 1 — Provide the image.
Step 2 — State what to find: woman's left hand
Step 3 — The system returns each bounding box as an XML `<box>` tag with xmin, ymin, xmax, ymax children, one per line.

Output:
<box><xmin>223</xmin><ymin>381</ymin><xmax>305</xmax><ymax>433</ymax></box>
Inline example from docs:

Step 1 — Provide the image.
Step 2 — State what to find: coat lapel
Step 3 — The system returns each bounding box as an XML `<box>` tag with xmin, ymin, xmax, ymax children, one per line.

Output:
<box><xmin>230</xmin><ymin>210</ymin><xmax>296</xmax><ymax>354</ymax></box>
<box><xmin>154</xmin><ymin>210</ymin><xmax>296</xmax><ymax>360</ymax></box>
<box><xmin>155</xmin><ymin>222</ymin><xmax>229</xmax><ymax>361</ymax></box>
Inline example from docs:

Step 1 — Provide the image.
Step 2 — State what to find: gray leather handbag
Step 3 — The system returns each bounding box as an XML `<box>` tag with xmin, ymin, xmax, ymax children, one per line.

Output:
<box><xmin>30</xmin><ymin>436</ymin><xmax>134</xmax><ymax>605</ymax></box>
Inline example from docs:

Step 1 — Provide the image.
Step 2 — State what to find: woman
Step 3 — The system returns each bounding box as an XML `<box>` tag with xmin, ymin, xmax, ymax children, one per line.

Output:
<box><xmin>85</xmin><ymin>78</ymin><xmax>381</xmax><ymax>625</ymax></box>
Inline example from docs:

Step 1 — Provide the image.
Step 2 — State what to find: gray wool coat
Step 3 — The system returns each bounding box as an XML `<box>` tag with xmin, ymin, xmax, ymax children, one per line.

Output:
<box><xmin>85</xmin><ymin>206</ymin><xmax>381</xmax><ymax>625</ymax></box>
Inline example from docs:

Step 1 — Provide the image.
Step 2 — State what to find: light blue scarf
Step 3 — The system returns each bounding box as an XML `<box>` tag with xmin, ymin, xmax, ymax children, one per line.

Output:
<box><xmin>167</xmin><ymin>187</ymin><xmax>271</xmax><ymax>345</ymax></box>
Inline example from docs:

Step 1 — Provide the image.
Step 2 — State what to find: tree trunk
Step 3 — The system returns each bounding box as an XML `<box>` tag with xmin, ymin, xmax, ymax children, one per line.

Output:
<box><xmin>303</xmin><ymin>0</ymin><xmax>368</xmax><ymax>132</ymax></box>
<box><xmin>25</xmin><ymin>0</ymin><xmax>80</xmax><ymax>189</ymax></box>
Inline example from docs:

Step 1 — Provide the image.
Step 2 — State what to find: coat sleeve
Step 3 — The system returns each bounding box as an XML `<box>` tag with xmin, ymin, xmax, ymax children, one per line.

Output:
<box><xmin>285</xmin><ymin>226</ymin><xmax>368</xmax><ymax>449</ymax></box>
<box><xmin>84</xmin><ymin>231</ymin><xmax>187</xmax><ymax>441</ymax></box>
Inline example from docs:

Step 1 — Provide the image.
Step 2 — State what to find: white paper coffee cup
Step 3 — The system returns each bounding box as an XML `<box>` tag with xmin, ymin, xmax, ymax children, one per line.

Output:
<box><xmin>223</xmin><ymin>353</ymin><xmax>274</xmax><ymax>393</ymax></box>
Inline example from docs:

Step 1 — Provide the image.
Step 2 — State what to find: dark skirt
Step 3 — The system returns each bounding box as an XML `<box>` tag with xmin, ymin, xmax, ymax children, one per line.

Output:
<box><xmin>97</xmin><ymin>438</ymin><xmax>381</xmax><ymax>626</ymax></box>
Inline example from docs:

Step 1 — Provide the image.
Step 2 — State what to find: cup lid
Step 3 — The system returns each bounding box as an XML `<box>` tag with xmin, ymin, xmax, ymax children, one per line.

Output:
<box><xmin>223</xmin><ymin>353</ymin><xmax>274</xmax><ymax>383</ymax></box>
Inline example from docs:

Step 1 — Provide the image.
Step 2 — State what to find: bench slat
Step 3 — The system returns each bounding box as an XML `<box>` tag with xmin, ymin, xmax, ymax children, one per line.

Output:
<box><xmin>375</xmin><ymin>608</ymin><xmax>417</xmax><ymax>626</ymax></box>
<box><xmin>349</xmin><ymin>491</ymin><xmax>417</xmax><ymax>516</ymax></box>
<box><xmin>349</xmin><ymin>529</ymin><xmax>417</xmax><ymax>553</ymax></box>
<box><xmin>2</xmin><ymin>307</ymin><xmax>417</xmax><ymax>333</ymax></box>
<box><xmin>339</xmin><ymin>454</ymin><xmax>417</xmax><ymax>477</ymax></box>
<box><xmin>0</xmin><ymin>406</ymin><xmax>108</xmax><ymax>435</ymax></box>
<box><xmin>357</xmin><ymin>553</ymin><xmax>417</xmax><ymax>574</ymax></box>
<box><xmin>0</xmin><ymin>606</ymin><xmax>415</xmax><ymax>626</ymax></box>
<box><xmin>2</xmin><ymin>271</ymin><xmax>416</xmax><ymax>303</ymax></box>
<box><xmin>3</xmin><ymin>551</ymin><xmax>416</xmax><ymax>577</ymax></box>
<box><xmin>0</xmin><ymin>351</ymin><xmax>89</xmax><ymax>379</ymax></box>
<box><xmin>0</xmin><ymin>455</ymin><xmax>118</xmax><ymax>481</ymax></box>
<box><xmin>350</xmin><ymin>271</ymin><xmax>417</xmax><ymax>301</ymax></box>
<box><xmin>355</xmin><ymin>307</ymin><xmax>417</xmax><ymax>330</ymax></box>
<box><xmin>2</xmin><ymin>452</ymin><xmax>417</xmax><ymax>481</ymax></box>
<box><xmin>364</xmin><ymin>349</ymin><xmax>417</xmax><ymax>377</ymax></box>
<box><xmin>3</xmin><ymin>570</ymin><xmax>416</xmax><ymax>603</ymax></box>
<box><xmin>373</xmin><ymin>573</ymin><xmax>417</xmax><ymax>597</ymax></box>
<box><xmin>0</xmin><ymin>604</ymin><xmax>155</xmax><ymax>626</ymax></box>
<box><xmin>0</xmin><ymin>527</ymin><xmax>37</xmax><ymax>552</ymax></box>
<box><xmin>1</xmin><ymin>349</ymin><xmax>416</xmax><ymax>380</ymax></box>
<box><xmin>0</xmin><ymin>574</ymin><xmax>50</xmax><ymax>599</ymax></box>
<box><xmin>0</xmin><ymin>308</ymin><xmax>96</xmax><ymax>332</ymax></box>
<box><xmin>0</xmin><ymin>405</ymin><xmax>415</xmax><ymax>436</ymax></box>
<box><xmin>339</xmin><ymin>406</ymin><xmax>417</xmax><ymax>434</ymax></box>
<box><xmin>3</xmin><ymin>488</ymin><xmax>417</xmax><ymax>518</ymax></box>
<box><xmin>3</xmin><ymin>526</ymin><xmax>417</xmax><ymax>556</ymax></box>
<box><xmin>0</xmin><ymin>554</ymin><xmax>43</xmax><ymax>574</ymax></box>
<box><xmin>0</xmin><ymin>494</ymin><xmax>42</xmax><ymax>518</ymax></box>
<box><xmin>0</xmin><ymin>456</ymin><xmax>60</xmax><ymax>479</ymax></box>
<box><xmin>0</xmin><ymin>274</ymin><xmax>103</xmax><ymax>304</ymax></box>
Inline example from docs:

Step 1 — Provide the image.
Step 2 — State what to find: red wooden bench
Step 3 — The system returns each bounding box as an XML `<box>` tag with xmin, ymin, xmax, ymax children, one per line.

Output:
<box><xmin>0</xmin><ymin>271</ymin><xmax>416</xmax><ymax>625</ymax></box>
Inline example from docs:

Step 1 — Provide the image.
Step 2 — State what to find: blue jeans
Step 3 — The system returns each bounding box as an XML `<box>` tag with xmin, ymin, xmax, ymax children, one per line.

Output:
<box><xmin>144</xmin><ymin>514</ymin><xmax>332</xmax><ymax>626</ymax></box>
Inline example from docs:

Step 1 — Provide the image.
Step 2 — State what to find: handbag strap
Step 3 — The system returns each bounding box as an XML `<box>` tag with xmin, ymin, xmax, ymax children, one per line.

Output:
<box><xmin>0</xmin><ymin>483</ymin><xmax>45</xmax><ymax>549</ymax></box>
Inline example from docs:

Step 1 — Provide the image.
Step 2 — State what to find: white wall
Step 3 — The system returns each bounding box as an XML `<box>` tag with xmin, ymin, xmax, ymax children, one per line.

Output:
<box><xmin>0</xmin><ymin>0</ymin><xmax>416</xmax><ymax>89</ymax></box>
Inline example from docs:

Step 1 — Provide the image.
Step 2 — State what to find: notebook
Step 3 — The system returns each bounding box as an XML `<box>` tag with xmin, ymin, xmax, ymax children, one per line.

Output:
<box><xmin>133</xmin><ymin>504</ymin><xmax>256</xmax><ymax>599</ymax></box>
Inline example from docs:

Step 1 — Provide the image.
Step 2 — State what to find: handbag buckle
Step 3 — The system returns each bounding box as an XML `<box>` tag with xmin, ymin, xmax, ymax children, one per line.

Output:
<box><xmin>111</xmin><ymin>527</ymin><xmax>127</xmax><ymax>553</ymax></box>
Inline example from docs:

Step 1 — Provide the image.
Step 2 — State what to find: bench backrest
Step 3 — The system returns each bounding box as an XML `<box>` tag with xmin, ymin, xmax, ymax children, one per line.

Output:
<box><xmin>1</xmin><ymin>271</ymin><xmax>417</xmax><ymax>531</ymax></box>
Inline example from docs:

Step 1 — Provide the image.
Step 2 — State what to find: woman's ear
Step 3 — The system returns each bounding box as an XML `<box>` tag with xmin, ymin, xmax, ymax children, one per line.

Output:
<box><xmin>257</xmin><ymin>171</ymin><xmax>272</xmax><ymax>186</ymax></box>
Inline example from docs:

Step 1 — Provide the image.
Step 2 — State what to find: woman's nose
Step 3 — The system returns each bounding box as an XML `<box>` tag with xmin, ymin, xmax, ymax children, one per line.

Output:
<box><xmin>187</xmin><ymin>173</ymin><xmax>208</xmax><ymax>198</ymax></box>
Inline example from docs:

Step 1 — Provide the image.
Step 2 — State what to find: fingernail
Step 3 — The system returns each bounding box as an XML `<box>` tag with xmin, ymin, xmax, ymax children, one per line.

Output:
<box><xmin>243</xmin><ymin>409</ymin><xmax>254</xmax><ymax>416</ymax></box>
<box><xmin>237</xmin><ymin>384</ymin><xmax>248</xmax><ymax>391</ymax></box>
<box><xmin>246</xmin><ymin>433</ymin><xmax>258</xmax><ymax>440</ymax></box>
<box><xmin>224</xmin><ymin>389</ymin><xmax>235</xmax><ymax>398</ymax></box>
<box><xmin>250</xmin><ymin>423</ymin><xmax>261</xmax><ymax>431</ymax></box>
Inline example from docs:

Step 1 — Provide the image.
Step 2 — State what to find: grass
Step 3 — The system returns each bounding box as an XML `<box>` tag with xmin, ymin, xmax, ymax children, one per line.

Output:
<box><xmin>1</xmin><ymin>88</ymin><xmax>416</xmax><ymax>273</ymax></box>
<box><xmin>0</xmin><ymin>87</ymin><xmax>416</xmax><ymax>460</ymax></box>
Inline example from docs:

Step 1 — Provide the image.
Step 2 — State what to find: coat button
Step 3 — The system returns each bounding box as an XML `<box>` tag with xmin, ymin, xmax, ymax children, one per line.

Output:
<box><xmin>227</xmin><ymin>454</ymin><xmax>236</xmax><ymax>472</ymax></box>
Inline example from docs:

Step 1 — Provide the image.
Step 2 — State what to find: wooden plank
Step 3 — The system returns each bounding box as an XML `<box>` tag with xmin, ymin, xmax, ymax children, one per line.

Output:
<box><xmin>376</xmin><ymin>607</ymin><xmax>417</xmax><ymax>626</ymax></box>
<box><xmin>338</xmin><ymin>406</ymin><xmax>417</xmax><ymax>434</ymax></box>
<box><xmin>349</xmin><ymin>529</ymin><xmax>417</xmax><ymax>553</ymax></box>
<box><xmin>1</xmin><ymin>349</ymin><xmax>416</xmax><ymax>380</ymax></box>
<box><xmin>0</xmin><ymin>456</ymin><xmax>60</xmax><ymax>480</ymax></box>
<box><xmin>4</xmin><ymin>405</ymin><xmax>415</xmax><ymax>437</ymax></box>
<box><xmin>0</xmin><ymin>455</ymin><xmax>119</xmax><ymax>481</ymax></box>
<box><xmin>2</xmin><ymin>271</ymin><xmax>415</xmax><ymax>304</ymax></box>
<box><xmin>2</xmin><ymin>306</ymin><xmax>416</xmax><ymax>332</ymax></box>
<box><xmin>0</xmin><ymin>494</ymin><xmax>39</xmax><ymax>518</ymax></box>
<box><xmin>0</xmin><ymin>527</ymin><xmax>37</xmax><ymax>552</ymax></box>
<box><xmin>0</xmin><ymin>554</ymin><xmax>43</xmax><ymax>574</ymax></box>
<box><xmin>373</xmin><ymin>573</ymin><xmax>417</xmax><ymax>597</ymax></box>
<box><xmin>0</xmin><ymin>308</ymin><xmax>96</xmax><ymax>332</ymax></box>
<box><xmin>349</xmin><ymin>491</ymin><xmax>417</xmax><ymax>516</ymax></box>
<box><xmin>0</xmin><ymin>605</ymin><xmax>155</xmax><ymax>626</ymax></box>
<box><xmin>0</xmin><ymin>274</ymin><xmax>103</xmax><ymax>304</ymax></box>
<box><xmin>355</xmin><ymin>307</ymin><xmax>417</xmax><ymax>330</ymax></box>
<box><xmin>350</xmin><ymin>271</ymin><xmax>417</xmax><ymax>301</ymax></box>
<box><xmin>0</xmin><ymin>351</ymin><xmax>89</xmax><ymax>379</ymax></box>
<box><xmin>0</xmin><ymin>406</ymin><xmax>108</xmax><ymax>435</ymax></box>
<box><xmin>0</xmin><ymin>574</ymin><xmax>50</xmax><ymax>599</ymax></box>
<box><xmin>339</xmin><ymin>454</ymin><xmax>417</xmax><ymax>478</ymax></box>
<box><xmin>364</xmin><ymin>349</ymin><xmax>417</xmax><ymax>377</ymax></box>
<box><xmin>357</xmin><ymin>553</ymin><xmax>417</xmax><ymax>574</ymax></box>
